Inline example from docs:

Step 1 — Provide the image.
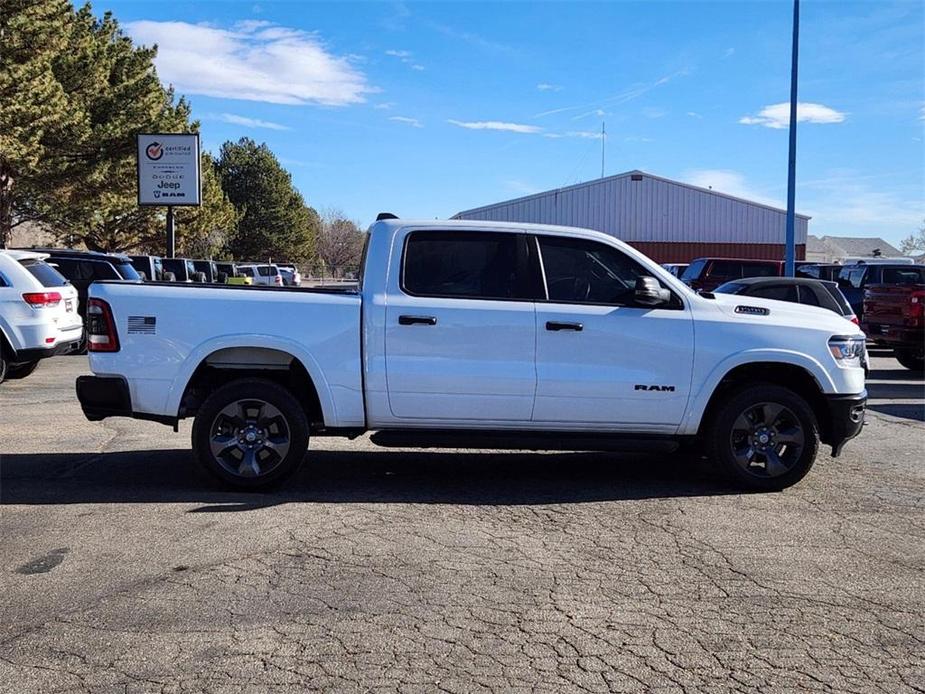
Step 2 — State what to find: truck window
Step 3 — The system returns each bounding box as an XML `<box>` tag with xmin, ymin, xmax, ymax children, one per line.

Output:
<box><xmin>882</xmin><ymin>268</ymin><xmax>925</xmax><ymax>284</ymax></box>
<box><xmin>537</xmin><ymin>235</ymin><xmax>653</xmax><ymax>305</ymax></box>
<box><xmin>402</xmin><ymin>230</ymin><xmax>529</xmax><ymax>300</ymax></box>
<box><xmin>848</xmin><ymin>268</ymin><xmax>866</xmax><ymax>288</ymax></box>
<box><xmin>709</xmin><ymin>260</ymin><xmax>740</xmax><ymax>279</ymax></box>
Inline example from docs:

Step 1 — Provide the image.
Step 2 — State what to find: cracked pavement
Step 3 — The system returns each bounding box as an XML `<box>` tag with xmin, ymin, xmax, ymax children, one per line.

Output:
<box><xmin>0</xmin><ymin>354</ymin><xmax>923</xmax><ymax>693</ymax></box>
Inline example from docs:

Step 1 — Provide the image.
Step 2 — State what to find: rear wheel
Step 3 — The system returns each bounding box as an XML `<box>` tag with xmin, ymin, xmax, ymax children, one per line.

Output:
<box><xmin>706</xmin><ymin>384</ymin><xmax>819</xmax><ymax>491</ymax></box>
<box><xmin>192</xmin><ymin>378</ymin><xmax>309</xmax><ymax>490</ymax></box>
<box><xmin>6</xmin><ymin>360</ymin><xmax>40</xmax><ymax>380</ymax></box>
<box><xmin>895</xmin><ymin>348</ymin><xmax>925</xmax><ymax>372</ymax></box>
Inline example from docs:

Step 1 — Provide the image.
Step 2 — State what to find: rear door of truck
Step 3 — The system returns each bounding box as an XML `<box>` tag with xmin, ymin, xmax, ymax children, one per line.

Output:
<box><xmin>383</xmin><ymin>228</ymin><xmax>538</xmax><ymax>422</ymax></box>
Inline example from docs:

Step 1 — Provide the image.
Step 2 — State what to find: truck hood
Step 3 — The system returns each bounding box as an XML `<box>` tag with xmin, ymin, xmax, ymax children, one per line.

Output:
<box><xmin>709</xmin><ymin>291</ymin><xmax>863</xmax><ymax>337</ymax></box>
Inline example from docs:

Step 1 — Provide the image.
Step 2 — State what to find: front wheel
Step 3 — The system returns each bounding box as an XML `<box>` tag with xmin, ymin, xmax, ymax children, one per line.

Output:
<box><xmin>192</xmin><ymin>378</ymin><xmax>309</xmax><ymax>490</ymax></box>
<box><xmin>706</xmin><ymin>384</ymin><xmax>819</xmax><ymax>491</ymax></box>
<box><xmin>895</xmin><ymin>348</ymin><xmax>925</xmax><ymax>372</ymax></box>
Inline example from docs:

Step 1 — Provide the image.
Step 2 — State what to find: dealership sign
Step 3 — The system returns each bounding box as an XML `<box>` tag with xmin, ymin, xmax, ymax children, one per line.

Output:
<box><xmin>137</xmin><ymin>133</ymin><xmax>201</xmax><ymax>206</ymax></box>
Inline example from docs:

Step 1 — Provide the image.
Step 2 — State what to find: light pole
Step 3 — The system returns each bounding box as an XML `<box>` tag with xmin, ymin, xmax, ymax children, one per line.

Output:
<box><xmin>784</xmin><ymin>0</ymin><xmax>800</xmax><ymax>276</ymax></box>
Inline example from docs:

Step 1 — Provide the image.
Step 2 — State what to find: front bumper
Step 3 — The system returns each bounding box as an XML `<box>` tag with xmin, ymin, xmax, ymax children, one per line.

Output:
<box><xmin>822</xmin><ymin>390</ymin><xmax>867</xmax><ymax>457</ymax></box>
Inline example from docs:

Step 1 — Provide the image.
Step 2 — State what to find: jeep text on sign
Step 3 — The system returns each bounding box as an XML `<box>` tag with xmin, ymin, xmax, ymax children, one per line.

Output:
<box><xmin>137</xmin><ymin>133</ymin><xmax>202</xmax><ymax>206</ymax></box>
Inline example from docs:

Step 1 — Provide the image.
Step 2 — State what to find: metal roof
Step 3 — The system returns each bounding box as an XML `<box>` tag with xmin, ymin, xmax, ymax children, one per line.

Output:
<box><xmin>455</xmin><ymin>170</ymin><xmax>811</xmax><ymax>221</ymax></box>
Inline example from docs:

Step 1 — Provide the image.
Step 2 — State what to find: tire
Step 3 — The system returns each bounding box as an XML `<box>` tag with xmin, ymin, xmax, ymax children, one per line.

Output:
<box><xmin>895</xmin><ymin>348</ymin><xmax>925</xmax><ymax>372</ymax></box>
<box><xmin>192</xmin><ymin>271</ymin><xmax>207</xmax><ymax>283</ymax></box>
<box><xmin>6</xmin><ymin>360</ymin><xmax>40</xmax><ymax>380</ymax></box>
<box><xmin>706</xmin><ymin>383</ymin><xmax>819</xmax><ymax>492</ymax></box>
<box><xmin>0</xmin><ymin>349</ymin><xmax>7</xmax><ymax>385</ymax></box>
<box><xmin>163</xmin><ymin>271</ymin><xmax>177</xmax><ymax>282</ymax></box>
<box><xmin>192</xmin><ymin>378</ymin><xmax>309</xmax><ymax>490</ymax></box>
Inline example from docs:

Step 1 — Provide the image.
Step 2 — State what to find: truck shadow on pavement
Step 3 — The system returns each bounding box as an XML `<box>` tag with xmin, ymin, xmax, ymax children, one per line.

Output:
<box><xmin>0</xmin><ymin>448</ymin><xmax>736</xmax><ymax>510</ymax></box>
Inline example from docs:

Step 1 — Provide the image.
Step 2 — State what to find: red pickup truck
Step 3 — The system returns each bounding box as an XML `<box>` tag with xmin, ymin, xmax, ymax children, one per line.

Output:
<box><xmin>861</xmin><ymin>265</ymin><xmax>925</xmax><ymax>371</ymax></box>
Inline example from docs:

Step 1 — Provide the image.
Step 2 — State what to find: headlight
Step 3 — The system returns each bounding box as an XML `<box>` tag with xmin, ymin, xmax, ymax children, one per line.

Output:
<box><xmin>828</xmin><ymin>335</ymin><xmax>866</xmax><ymax>368</ymax></box>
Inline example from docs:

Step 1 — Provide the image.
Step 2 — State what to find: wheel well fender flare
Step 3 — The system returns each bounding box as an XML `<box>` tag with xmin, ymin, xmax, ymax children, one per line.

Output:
<box><xmin>679</xmin><ymin>350</ymin><xmax>834</xmax><ymax>435</ymax></box>
<box><xmin>165</xmin><ymin>334</ymin><xmax>337</xmax><ymax>426</ymax></box>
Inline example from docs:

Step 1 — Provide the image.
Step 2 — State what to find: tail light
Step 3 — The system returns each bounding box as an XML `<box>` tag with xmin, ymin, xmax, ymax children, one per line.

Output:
<box><xmin>22</xmin><ymin>291</ymin><xmax>62</xmax><ymax>308</ymax></box>
<box><xmin>87</xmin><ymin>298</ymin><xmax>120</xmax><ymax>352</ymax></box>
<box><xmin>849</xmin><ymin>314</ymin><xmax>859</xmax><ymax>326</ymax></box>
<box><xmin>908</xmin><ymin>291</ymin><xmax>924</xmax><ymax>325</ymax></box>
<box><xmin>275</xmin><ymin>275</ymin><xmax>282</xmax><ymax>285</ymax></box>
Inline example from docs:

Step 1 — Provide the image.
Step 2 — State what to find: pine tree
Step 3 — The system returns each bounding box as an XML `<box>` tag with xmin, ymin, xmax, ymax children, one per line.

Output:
<box><xmin>216</xmin><ymin>138</ymin><xmax>318</xmax><ymax>262</ymax></box>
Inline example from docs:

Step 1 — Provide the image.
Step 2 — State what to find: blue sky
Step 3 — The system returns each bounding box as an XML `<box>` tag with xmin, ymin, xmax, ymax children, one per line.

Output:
<box><xmin>104</xmin><ymin>1</ymin><xmax>923</xmax><ymax>245</ymax></box>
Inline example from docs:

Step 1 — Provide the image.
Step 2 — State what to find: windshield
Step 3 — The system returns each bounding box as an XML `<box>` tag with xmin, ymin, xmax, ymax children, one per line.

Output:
<box><xmin>714</xmin><ymin>281</ymin><xmax>745</xmax><ymax>294</ymax></box>
<box><xmin>681</xmin><ymin>259</ymin><xmax>706</xmax><ymax>281</ymax></box>
<box><xmin>114</xmin><ymin>261</ymin><xmax>141</xmax><ymax>281</ymax></box>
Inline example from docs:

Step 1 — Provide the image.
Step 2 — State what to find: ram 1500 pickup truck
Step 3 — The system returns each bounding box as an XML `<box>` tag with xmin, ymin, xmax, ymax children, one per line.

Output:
<box><xmin>76</xmin><ymin>219</ymin><xmax>867</xmax><ymax>491</ymax></box>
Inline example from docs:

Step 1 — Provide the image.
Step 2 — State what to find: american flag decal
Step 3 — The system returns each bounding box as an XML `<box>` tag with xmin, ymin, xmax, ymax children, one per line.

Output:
<box><xmin>127</xmin><ymin>316</ymin><xmax>157</xmax><ymax>334</ymax></box>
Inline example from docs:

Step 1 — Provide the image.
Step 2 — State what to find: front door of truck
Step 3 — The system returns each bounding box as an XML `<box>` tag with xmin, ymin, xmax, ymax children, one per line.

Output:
<box><xmin>384</xmin><ymin>229</ymin><xmax>538</xmax><ymax>422</ymax></box>
<box><xmin>531</xmin><ymin>234</ymin><xmax>694</xmax><ymax>430</ymax></box>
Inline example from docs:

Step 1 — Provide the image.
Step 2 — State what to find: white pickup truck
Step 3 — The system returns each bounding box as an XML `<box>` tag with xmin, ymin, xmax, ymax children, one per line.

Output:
<box><xmin>77</xmin><ymin>218</ymin><xmax>867</xmax><ymax>491</ymax></box>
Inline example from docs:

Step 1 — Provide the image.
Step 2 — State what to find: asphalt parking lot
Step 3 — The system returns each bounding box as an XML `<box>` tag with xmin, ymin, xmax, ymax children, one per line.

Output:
<box><xmin>1</xmin><ymin>353</ymin><xmax>923</xmax><ymax>693</ymax></box>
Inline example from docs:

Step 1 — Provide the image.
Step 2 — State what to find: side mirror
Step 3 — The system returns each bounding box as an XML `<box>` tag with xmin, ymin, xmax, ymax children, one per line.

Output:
<box><xmin>634</xmin><ymin>276</ymin><xmax>671</xmax><ymax>307</ymax></box>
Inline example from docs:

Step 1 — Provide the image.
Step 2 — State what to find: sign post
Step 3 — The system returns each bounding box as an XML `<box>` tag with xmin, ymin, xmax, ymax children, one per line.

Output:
<box><xmin>137</xmin><ymin>133</ymin><xmax>201</xmax><ymax>257</ymax></box>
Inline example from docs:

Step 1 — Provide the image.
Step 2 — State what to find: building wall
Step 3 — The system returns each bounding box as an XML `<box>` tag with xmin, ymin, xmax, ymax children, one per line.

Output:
<box><xmin>455</xmin><ymin>172</ymin><xmax>809</xmax><ymax>264</ymax></box>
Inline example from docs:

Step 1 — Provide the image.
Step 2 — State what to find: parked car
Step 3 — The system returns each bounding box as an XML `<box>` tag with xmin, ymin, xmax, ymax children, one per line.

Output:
<box><xmin>715</xmin><ymin>277</ymin><xmax>857</xmax><ymax>323</ymax></box>
<box><xmin>214</xmin><ymin>262</ymin><xmax>252</xmax><ymax>285</ymax></box>
<box><xmin>0</xmin><ymin>250</ymin><xmax>82</xmax><ymax>383</ymax></box>
<box><xmin>129</xmin><ymin>255</ymin><xmax>167</xmax><ymax>282</ymax></box>
<box><xmin>661</xmin><ymin>263</ymin><xmax>689</xmax><ymax>278</ymax></box>
<box><xmin>837</xmin><ymin>263</ymin><xmax>922</xmax><ymax>320</ymax></box>
<box><xmin>861</xmin><ymin>265</ymin><xmax>925</xmax><ymax>371</ymax></box>
<box><xmin>22</xmin><ymin>248</ymin><xmax>141</xmax><ymax>335</ymax></box>
<box><xmin>239</xmin><ymin>263</ymin><xmax>283</xmax><ymax>286</ymax></box>
<box><xmin>162</xmin><ymin>258</ymin><xmax>203</xmax><ymax>283</ymax></box>
<box><xmin>681</xmin><ymin>258</ymin><xmax>784</xmax><ymax>293</ymax></box>
<box><xmin>796</xmin><ymin>263</ymin><xmax>843</xmax><ymax>282</ymax></box>
<box><xmin>77</xmin><ymin>218</ymin><xmax>866</xmax><ymax>493</ymax></box>
<box><xmin>192</xmin><ymin>260</ymin><xmax>220</xmax><ymax>283</ymax></box>
<box><xmin>277</xmin><ymin>263</ymin><xmax>302</xmax><ymax>286</ymax></box>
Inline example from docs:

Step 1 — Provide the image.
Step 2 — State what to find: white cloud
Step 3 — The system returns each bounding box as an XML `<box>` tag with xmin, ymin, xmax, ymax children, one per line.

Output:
<box><xmin>723</xmin><ymin>47</ymin><xmax>735</xmax><ymax>58</ymax></box>
<box><xmin>374</xmin><ymin>102</ymin><xmax>395</xmax><ymax>110</ymax></box>
<box><xmin>642</xmin><ymin>107</ymin><xmax>667</xmax><ymax>119</ymax></box>
<box><xmin>504</xmin><ymin>179</ymin><xmax>542</xmax><ymax>195</ymax></box>
<box><xmin>214</xmin><ymin>113</ymin><xmax>291</xmax><ymax>130</ymax></box>
<box><xmin>386</xmin><ymin>49</ymin><xmax>424</xmax><ymax>71</ymax></box>
<box><xmin>683</xmin><ymin>169</ymin><xmax>783</xmax><ymax>208</ymax></box>
<box><xmin>448</xmin><ymin>120</ymin><xmax>542</xmax><ymax>134</ymax></box>
<box><xmin>389</xmin><ymin>116</ymin><xmax>422</xmax><ymax>128</ymax></box>
<box><xmin>537</xmin><ymin>83</ymin><xmax>562</xmax><ymax>92</ymax></box>
<box><xmin>125</xmin><ymin>20</ymin><xmax>371</xmax><ymax>106</ymax></box>
<box><xmin>686</xmin><ymin>111</ymin><xmax>703</xmax><ymax>119</ymax></box>
<box><xmin>739</xmin><ymin>102</ymin><xmax>846</xmax><ymax>129</ymax></box>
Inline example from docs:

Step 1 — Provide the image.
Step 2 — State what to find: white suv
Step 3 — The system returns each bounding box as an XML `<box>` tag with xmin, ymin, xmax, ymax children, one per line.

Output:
<box><xmin>0</xmin><ymin>250</ymin><xmax>83</xmax><ymax>383</ymax></box>
<box><xmin>239</xmin><ymin>264</ymin><xmax>283</xmax><ymax>287</ymax></box>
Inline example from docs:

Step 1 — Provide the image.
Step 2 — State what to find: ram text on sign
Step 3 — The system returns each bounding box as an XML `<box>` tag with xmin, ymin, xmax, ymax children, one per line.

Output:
<box><xmin>137</xmin><ymin>133</ymin><xmax>201</xmax><ymax>206</ymax></box>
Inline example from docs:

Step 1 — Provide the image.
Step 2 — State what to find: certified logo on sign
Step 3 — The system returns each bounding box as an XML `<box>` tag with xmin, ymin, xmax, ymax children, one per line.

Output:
<box><xmin>145</xmin><ymin>142</ymin><xmax>164</xmax><ymax>160</ymax></box>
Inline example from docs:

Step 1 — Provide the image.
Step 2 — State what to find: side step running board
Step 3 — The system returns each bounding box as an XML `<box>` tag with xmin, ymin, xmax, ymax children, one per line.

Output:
<box><xmin>369</xmin><ymin>429</ymin><xmax>679</xmax><ymax>454</ymax></box>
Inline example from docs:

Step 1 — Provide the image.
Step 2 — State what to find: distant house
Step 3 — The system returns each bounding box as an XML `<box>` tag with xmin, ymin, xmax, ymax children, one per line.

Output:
<box><xmin>805</xmin><ymin>235</ymin><xmax>904</xmax><ymax>263</ymax></box>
